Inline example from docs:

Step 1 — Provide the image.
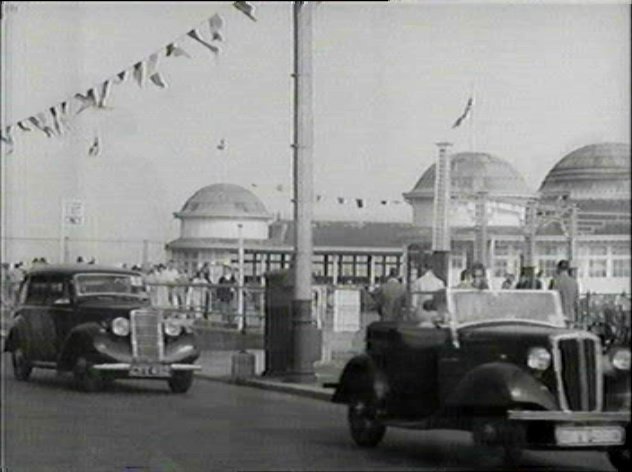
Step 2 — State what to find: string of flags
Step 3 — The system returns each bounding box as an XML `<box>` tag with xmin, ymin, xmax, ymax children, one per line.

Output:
<box><xmin>0</xmin><ymin>2</ymin><xmax>257</xmax><ymax>156</ymax></box>
<box><xmin>248</xmin><ymin>182</ymin><xmax>405</xmax><ymax>209</ymax></box>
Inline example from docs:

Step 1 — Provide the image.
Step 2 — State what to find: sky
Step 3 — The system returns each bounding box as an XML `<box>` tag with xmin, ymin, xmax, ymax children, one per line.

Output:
<box><xmin>1</xmin><ymin>1</ymin><xmax>630</xmax><ymax>263</ymax></box>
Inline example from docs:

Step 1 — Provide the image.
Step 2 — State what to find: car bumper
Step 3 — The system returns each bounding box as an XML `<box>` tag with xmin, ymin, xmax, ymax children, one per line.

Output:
<box><xmin>92</xmin><ymin>363</ymin><xmax>201</xmax><ymax>371</ymax></box>
<box><xmin>508</xmin><ymin>410</ymin><xmax>630</xmax><ymax>422</ymax></box>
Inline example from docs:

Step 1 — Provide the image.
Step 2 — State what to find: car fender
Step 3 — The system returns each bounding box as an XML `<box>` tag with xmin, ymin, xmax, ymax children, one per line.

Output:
<box><xmin>3</xmin><ymin>315</ymin><xmax>26</xmax><ymax>352</ymax></box>
<box><xmin>331</xmin><ymin>354</ymin><xmax>389</xmax><ymax>404</ymax></box>
<box><xmin>57</xmin><ymin>322</ymin><xmax>104</xmax><ymax>370</ymax></box>
<box><xmin>445</xmin><ymin>362</ymin><xmax>558</xmax><ymax>412</ymax></box>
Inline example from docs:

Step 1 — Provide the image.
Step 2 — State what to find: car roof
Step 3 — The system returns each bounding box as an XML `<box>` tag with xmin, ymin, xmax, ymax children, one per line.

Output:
<box><xmin>25</xmin><ymin>264</ymin><xmax>141</xmax><ymax>277</ymax></box>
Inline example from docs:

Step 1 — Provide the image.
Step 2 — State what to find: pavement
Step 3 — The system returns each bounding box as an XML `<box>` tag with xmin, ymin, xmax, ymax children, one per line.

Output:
<box><xmin>193</xmin><ymin>349</ymin><xmax>349</xmax><ymax>401</ymax></box>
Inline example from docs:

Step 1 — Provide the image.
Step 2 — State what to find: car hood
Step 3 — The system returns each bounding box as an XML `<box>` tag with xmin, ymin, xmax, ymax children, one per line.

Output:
<box><xmin>74</xmin><ymin>298</ymin><xmax>150</xmax><ymax>320</ymax></box>
<box><xmin>458</xmin><ymin>322</ymin><xmax>578</xmax><ymax>345</ymax></box>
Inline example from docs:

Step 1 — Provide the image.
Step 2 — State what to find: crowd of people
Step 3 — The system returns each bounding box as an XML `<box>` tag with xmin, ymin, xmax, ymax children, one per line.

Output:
<box><xmin>370</xmin><ymin>259</ymin><xmax>587</xmax><ymax>326</ymax></box>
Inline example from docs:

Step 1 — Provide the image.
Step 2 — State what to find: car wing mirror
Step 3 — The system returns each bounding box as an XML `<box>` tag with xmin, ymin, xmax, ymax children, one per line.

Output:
<box><xmin>53</xmin><ymin>297</ymin><xmax>71</xmax><ymax>305</ymax></box>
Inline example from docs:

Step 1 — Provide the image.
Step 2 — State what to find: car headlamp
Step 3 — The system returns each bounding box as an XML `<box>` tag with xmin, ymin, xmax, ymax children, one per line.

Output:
<box><xmin>111</xmin><ymin>317</ymin><xmax>130</xmax><ymax>336</ymax></box>
<box><xmin>527</xmin><ymin>347</ymin><xmax>552</xmax><ymax>371</ymax></box>
<box><xmin>164</xmin><ymin>319</ymin><xmax>182</xmax><ymax>337</ymax></box>
<box><xmin>611</xmin><ymin>348</ymin><xmax>631</xmax><ymax>371</ymax></box>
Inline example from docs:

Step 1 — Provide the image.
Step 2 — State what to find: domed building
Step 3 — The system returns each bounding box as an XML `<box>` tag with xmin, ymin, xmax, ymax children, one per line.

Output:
<box><xmin>535</xmin><ymin>143</ymin><xmax>630</xmax><ymax>293</ymax></box>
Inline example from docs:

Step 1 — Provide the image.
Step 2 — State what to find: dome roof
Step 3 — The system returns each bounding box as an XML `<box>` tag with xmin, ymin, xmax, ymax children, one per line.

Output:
<box><xmin>177</xmin><ymin>183</ymin><xmax>270</xmax><ymax>219</ymax></box>
<box><xmin>406</xmin><ymin>152</ymin><xmax>532</xmax><ymax>198</ymax></box>
<box><xmin>539</xmin><ymin>143</ymin><xmax>631</xmax><ymax>199</ymax></box>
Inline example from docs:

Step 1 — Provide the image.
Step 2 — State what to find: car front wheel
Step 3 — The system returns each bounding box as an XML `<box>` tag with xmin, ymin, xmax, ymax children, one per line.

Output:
<box><xmin>168</xmin><ymin>371</ymin><xmax>194</xmax><ymax>393</ymax></box>
<box><xmin>12</xmin><ymin>347</ymin><xmax>33</xmax><ymax>381</ymax></box>
<box><xmin>348</xmin><ymin>397</ymin><xmax>386</xmax><ymax>448</ymax></box>
<box><xmin>73</xmin><ymin>356</ymin><xmax>102</xmax><ymax>392</ymax></box>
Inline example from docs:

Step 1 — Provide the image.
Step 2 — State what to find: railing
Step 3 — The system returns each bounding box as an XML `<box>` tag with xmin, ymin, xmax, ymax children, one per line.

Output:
<box><xmin>575</xmin><ymin>292</ymin><xmax>631</xmax><ymax>347</ymax></box>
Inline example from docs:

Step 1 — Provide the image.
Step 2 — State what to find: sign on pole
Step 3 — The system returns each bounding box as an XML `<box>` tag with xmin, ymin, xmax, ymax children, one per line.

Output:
<box><xmin>63</xmin><ymin>199</ymin><xmax>85</xmax><ymax>226</ymax></box>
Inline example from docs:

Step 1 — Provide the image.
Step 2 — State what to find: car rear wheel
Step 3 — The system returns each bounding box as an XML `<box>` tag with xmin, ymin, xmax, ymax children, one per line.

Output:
<box><xmin>12</xmin><ymin>347</ymin><xmax>33</xmax><ymax>381</ymax></box>
<box><xmin>73</xmin><ymin>356</ymin><xmax>102</xmax><ymax>392</ymax></box>
<box><xmin>168</xmin><ymin>371</ymin><xmax>194</xmax><ymax>393</ymax></box>
<box><xmin>348</xmin><ymin>397</ymin><xmax>386</xmax><ymax>448</ymax></box>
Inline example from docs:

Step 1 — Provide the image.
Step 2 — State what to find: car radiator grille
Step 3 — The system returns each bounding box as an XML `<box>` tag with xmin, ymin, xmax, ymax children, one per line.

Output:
<box><xmin>554</xmin><ymin>335</ymin><xmax>601</xmax><ymax>411</ymax></box>
<box><xmin>130</xmin><ymin>309</ymin><xmax>164</xmax><ymax>362</ymax></box>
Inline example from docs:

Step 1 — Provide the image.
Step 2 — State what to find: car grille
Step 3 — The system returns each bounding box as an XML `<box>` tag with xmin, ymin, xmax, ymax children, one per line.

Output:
<box><xmin>130</xmin><ymin>309</ymin><xmax>164</xmax><ymax>362</ymax></box>
<box><xmin>552</xmin><ymin>334</ymin><xmax>601</xmax><ymax>411</ymax></box>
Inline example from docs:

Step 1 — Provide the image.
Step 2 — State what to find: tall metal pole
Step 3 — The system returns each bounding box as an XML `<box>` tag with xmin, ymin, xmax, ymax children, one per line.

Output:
<box><xmin>432</xmin><ymin>142</ymin><xmax>452</xmax><ymax>284</ymax></box>
<box><xmin>289</xmin><ymin>1</ymin><xmax>317</xmax><ymax>383</ymax></box>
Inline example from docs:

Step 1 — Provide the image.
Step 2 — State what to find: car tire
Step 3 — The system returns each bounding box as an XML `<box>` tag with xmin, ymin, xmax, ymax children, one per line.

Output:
<box><xmin>12</xmin><ymin>347</ymin><xmax>33</xmax><ymax>381</ymax></box>
<box><xmin>348</xmin><ymin>397</ymin><xmax>386</xmax><ymax>448</ymax></box>
<box><xmin>168</xmin><ymin>371</ymin><xmax>194</xmax><ymax>394</ymax></box>
<box><xmin>73</xmin><ymin>356</ymin><xmax>102</xmax><ymax>393</ymax></box>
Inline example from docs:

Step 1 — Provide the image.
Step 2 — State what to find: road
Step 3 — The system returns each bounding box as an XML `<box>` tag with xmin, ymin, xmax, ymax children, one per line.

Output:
<box><xmin>1</xmin><ymin>355</ymin><xmax>616</xmax><ymax>472</ymax></box>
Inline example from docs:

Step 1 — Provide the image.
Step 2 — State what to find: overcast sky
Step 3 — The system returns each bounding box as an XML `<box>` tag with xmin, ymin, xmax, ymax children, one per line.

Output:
<box><xmin>1</xmin><ymin>1</ymin><xmax>629</xmax><ymax>258</ymax></box>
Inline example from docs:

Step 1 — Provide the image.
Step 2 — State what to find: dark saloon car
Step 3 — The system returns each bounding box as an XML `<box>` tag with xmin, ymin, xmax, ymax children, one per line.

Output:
<box><xmin>4</xmin><ymin>264</ymin><xmax>200</xmax><ymax>393</ymax></box>
<box><xmin>332</xmin><ymin>289</ymin><xmax>630</xmax><ymax>470</ymax></box>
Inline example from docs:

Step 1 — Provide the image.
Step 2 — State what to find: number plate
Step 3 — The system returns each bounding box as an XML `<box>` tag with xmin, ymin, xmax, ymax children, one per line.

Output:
<box><xmin>129</xmin><ymin>364</ymin><xmax>171</xmax><ymax>378</ymax></box>
<box><xmin>555</xmin><ymin>425</ymin><xmax>625</xmax><ymax>446</ymax></box>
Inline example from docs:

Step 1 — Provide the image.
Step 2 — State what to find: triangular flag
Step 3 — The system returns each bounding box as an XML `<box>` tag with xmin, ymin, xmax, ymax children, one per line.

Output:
<box><xmin>97</xmin><ymin>80</ymin><xmax>112</xmax><ymax>108</ymax></box>
<box><xmin>146</xmin><ymin>53</ymin><xmax>160</xmax><ymax>76</ymax></box>
<box><xmin>31</xmin><ymin>113</ymin><xmax>55</xmax><ymax>137</ymax></box>
<box><xmin>188</xmin><ymin>28</ymin><xmax>220</xmax><ymax>55</ymax></box>
<box><xmin>337</xmin><ymin>197</ymin><xmax>345</xmax><ymax>204</ymax></box>
<box><xmin>74</xmin><ymin>90</ymin><xmax>97</xmax><ymax>114</ymax></box>
<box><xmin>380</xmin><ymin>200</ymin><xmax>387</xmax><ymax>205</ymax></box>
<box><xmin>166</xmin><ymin>43</ymin><xmax>191</xmax><ymax>59</ymax></box>
<box><xmin>209</xmin><ymin>13</ymin><xmax>224</xmax><ymax>42</ymax></box>
<box><xmin>113</xmin><ymin>70</ymin><xmax>129</xmax><ymax>84</ymax></box>
<box><xmin>149</xmin><ymin>72</ymin><xmax>168</xmax><ymax>89</ymax></box>
<box><xmin>234</xmin><ymin>1</ymin><xmax>257</xmax><ymax>22</ymax></box>
<box><xmin>356</xmin><ymin>198</ymin><xmax>364</xmax><ymax>208</ymax></box>
<box><xmin>88</xmin><ymin>135</ymin><xmax>100</xmax><ymax>157</ymax></box>
<box><xmin>17</xmin><ymin>121</ymin><xmax>32</xmax><ymax>132</ymax></box>
<box><xmin>133</xmin><ymin>61</ymin><xmax>147</xmax><ymax>87</ymax></box>
<box><xmin>50</xmin><ymin>106</ymin><xmax>64</xmax><ymax>136</ymax></box>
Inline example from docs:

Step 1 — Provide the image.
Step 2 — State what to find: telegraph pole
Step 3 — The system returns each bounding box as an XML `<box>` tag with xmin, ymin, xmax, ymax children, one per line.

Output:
<box><xmin>289</xmin><ymin>1</ymin><xmax>317</xmax><ymax>383</ymax></box>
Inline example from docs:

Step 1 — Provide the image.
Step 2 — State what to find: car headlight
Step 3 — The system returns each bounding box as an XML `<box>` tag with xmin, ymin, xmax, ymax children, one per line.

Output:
<box><xmin>164</xmin><ymin>319</ymin><xmax>182</xmax><ymax>337</ymax></box>
<box><xmin>527</xmin><ymin>347</ymin><xmax>552</xmax><ymax>371</ymax></box>
<box><xmin>611</xmin><ymin>348</ymin><xmax>631</xmax><ymax>371</ymax></box>
<box><xmin>111</xmin><ymin>317</ymin><xmax>130</xmax><ymax>336</ymax></box>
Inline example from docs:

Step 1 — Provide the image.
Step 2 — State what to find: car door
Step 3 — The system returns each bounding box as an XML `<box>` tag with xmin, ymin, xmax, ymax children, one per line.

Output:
<box><xmin>18</xmin><ymin>275</ymin><xmax>59</xmax><ymax>362</ymax></box>
<box><xmin>47</xmin><ymin>275</ymin><xmax>76</xmax><ymax>353</ymax></box>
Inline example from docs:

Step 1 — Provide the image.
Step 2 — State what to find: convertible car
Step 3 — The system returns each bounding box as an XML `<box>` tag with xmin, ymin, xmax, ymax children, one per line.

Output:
<box><xmin>4</xmin><ymin>264</ymin><xmax>200</xmax><ymax>393</ymax></box>
<box><xmin>332</xmin><ymin>289</ymin><xmax>630</xmax><ymax>470</ymax></box>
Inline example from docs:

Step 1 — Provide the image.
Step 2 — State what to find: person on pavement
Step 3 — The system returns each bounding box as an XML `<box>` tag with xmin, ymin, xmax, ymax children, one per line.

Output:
<box><xmin>372</xmin><ymin>269</ymin><xmax>407</xmax><ymax>322</ymax></box>
<box><xmin>549</xmin><ymin>259</ymin><xmax>579</xmax><ymax>324</ymax></box>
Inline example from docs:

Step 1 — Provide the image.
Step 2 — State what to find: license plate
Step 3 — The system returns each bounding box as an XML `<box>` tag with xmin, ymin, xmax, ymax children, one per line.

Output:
<box><xmin>129</xmin><ymin>364</ymin><xmax>171</xmax><ymax>378</ymax></box>
<box><xmin>555</xmin><ymin>425</ymin><xmax>625</xmax><ymax>446</ymax></box>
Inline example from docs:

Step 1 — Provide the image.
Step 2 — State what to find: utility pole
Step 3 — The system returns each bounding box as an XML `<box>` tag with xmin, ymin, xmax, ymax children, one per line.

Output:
<box><xmin>288</xmin><ymin>0</ymin><xmax>317</xmax><ymax>383</ymax></box>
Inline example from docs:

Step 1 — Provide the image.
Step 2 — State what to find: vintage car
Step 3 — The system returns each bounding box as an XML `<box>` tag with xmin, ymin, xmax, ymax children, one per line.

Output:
<box><xmin>332</xmin><ymin>289</ymin><xmax>630</xmax><ymax>470</ymax></box>
<box><xmin>4</xmin><ymin>264</ymin><xmax>200</xmax><ymax>393</ymax></box>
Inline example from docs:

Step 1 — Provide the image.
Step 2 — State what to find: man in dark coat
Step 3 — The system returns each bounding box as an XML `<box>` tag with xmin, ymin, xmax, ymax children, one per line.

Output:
<box><xmin>372</xmin><ymin>269</ymin><xmax>407</xmax><ymax>322</ymax></box>
<box><xmin>549</xmin><ymin>260</ymin><xmax>579</xmax><ymax>324</ymax></box>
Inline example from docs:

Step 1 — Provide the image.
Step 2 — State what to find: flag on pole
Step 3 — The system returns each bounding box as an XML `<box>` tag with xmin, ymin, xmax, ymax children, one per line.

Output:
<box><xmin>452</xmin><ymin>97</ymin><xmax>473</xmax><ymax>128</ymax></box>
<box><xmin>234</xmin><ymin>1</ymin><xmax>257</xmax><ymax>22</ymax></box>
<box><xmin>188</xmin><ymin>28</ymin><xmax>220</xmax><ymax>55</ymax></box>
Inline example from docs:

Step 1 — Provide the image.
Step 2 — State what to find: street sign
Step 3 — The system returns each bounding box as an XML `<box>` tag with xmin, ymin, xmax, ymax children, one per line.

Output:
<box><xmin>63</xmin><ymin>199</ymin><xmax>85</xmax><ymax>226</ymax></box>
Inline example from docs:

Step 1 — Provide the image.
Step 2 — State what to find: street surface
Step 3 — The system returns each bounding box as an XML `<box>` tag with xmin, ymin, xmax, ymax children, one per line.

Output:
<box><xmin>1</xmin><ymin>355</ymin><xmax>616</xmax><ymax>472</ymax></box>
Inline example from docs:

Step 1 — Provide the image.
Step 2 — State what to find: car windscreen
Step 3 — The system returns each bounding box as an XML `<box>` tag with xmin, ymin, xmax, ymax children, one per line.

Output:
<box><xmin>74</xmin><ymin>273</ymin><xmax>147</xmax><ymax>297</ymax></box>
<box><xmin>449</xmin><ymin>290</ymin><xmax>564</xmax><ymax>327</ymax></box>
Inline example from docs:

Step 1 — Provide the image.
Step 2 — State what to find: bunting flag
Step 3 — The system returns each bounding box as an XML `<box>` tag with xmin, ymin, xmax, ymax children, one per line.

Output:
<box><xmin>88</xmin><ymin>135</ymin><xmax>100</xmax><ymax>157</ymax></box>
<box><xmin>166</xmin><ymin>42</ymin><xmax>191</xmax><ymax>59</ymax></box>
<box><xmin>209</xmin><ymin>14</ymin><xmax>225</xmax><ymax>42</ymax></box>
<box><xmin>187</xmin><ymin>28</ymin><xmax>220</xmax><ymax>55</ymax></box>
<box><xmin>275</xmin><ymin>184</ymin><xmax>284</xmax><ymax>192</ymax></box>
<box><xmin>316</xmin><ymin>195</ymin><xmax>322</xmax><ymax>202</ymax></box>
<box><xmin>337</xmin><ymin>197</ymin><xmax>345</xmax><ymax>204</ymax></box>
<box><xmin>452</xmin><ymin>97</ymin><xmax>473</xmax><ymax>128</ymax></box>
<box><xmin>133</xmin><ymin>61</ymin><xmax>147</xmax><ymax>87</ymax></box>
<box><xmin>74</xmin><ymin>90</ymin><xmax>97</xmax><ymax>114</ymax></box>
<box><xmin>234</xmin><ymin>1</ymin><xmax>257</xmax><ymax>22</ymax></box>
<box><xmin>0</xmin><ymin>126</ymin><xmax>14</xmax><ymax>154</ymax></box>
<box><xmin>4</xmin><ymin>8</ymin><xmax>255</xmax><ymax>154</ymax></box>
<box><xmin>217</xmin><ymin>138</ymin><xmax>226</xmax><ymax>150</ymax></box>
<box><xmin>356</xmin><ymin>198</ymin><xmax>364</xmax><ymax>208</ymax></box>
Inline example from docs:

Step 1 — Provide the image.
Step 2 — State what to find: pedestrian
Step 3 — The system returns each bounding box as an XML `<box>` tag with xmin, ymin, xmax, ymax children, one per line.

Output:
<box><xmin>411</xmin><ymin>262</ymin><xmax>446</xmax><ymax>324</ymax></box>
<box><xmin>186</xmin><ymin>270</ymin><xmax>208</xmax><ymax>319</ymax></box>
<box><xmin>549</xmin><ymin>260</ymin><xmax>579</xmax><ymax>324</ymax></box>
<box><xmin>371</xmin><ymin>268</ymin><xmax>407</xmax><ymax>322</ymax></box>
<box><xmin>470</xmin><ymin>262</ymin><xmax>490</xmax><ymax>290</ymax></box>
<box><xmin>217</xmin><ymin>266</ymin><xmax>237</xmax><ymax>325</ymax></box>
<box><xmin>515</xmin><ymin>267</ymin><xmax>542</xmax><ymax>289</ymax></box>
<box><xmin>455</xmin><ymin>268</ymin><xmax>473</xmax><ymax>288</ymax></box>
<box><xmin>501</xmin><ymin>273</ymin><xmax>515</xmax><ymax>289</ymax></box>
